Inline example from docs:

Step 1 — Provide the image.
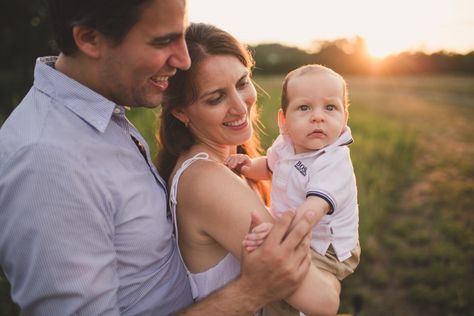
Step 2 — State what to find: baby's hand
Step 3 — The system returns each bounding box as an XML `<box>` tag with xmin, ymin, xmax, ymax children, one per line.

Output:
<box><xmin>224</xmin><ymin>154</ymin><xmax>251</xmax><ymax>174</ymax></box>
<box><xmin>242</xmin><ymin>222</ymin><xmax>273</xmax><ymax>252</ymax></box>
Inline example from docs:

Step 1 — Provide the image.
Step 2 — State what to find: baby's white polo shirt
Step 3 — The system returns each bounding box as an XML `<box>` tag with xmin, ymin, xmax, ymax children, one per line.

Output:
<box><xmin>267</xmin><ymin>127</ymin><xmax>359</xmax><ymax>261</ymax></box>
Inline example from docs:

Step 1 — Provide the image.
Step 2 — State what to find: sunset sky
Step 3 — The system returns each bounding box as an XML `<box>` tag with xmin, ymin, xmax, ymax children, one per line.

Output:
<box><xmin>188</xmin><ymin>0</ymin><xmax>474</xmax><ymax>58</ymax></box>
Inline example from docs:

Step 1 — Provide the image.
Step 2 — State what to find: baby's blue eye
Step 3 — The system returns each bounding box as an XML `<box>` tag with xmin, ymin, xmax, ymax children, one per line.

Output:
<box><xmin>326</xmin><ymin>104</ymin><xmax>335</xmax><ymax>111</ymax></box>
<box><xmin>299</xmin><ymin>105</ymin><xmax>310</xmax><ymax>111</ymax></box>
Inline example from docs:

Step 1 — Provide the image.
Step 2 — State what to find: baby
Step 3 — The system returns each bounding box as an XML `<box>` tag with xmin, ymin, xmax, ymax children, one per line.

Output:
<box><xmin>226</xmin><ymin>64</ymin><xmax>360</xmax><ymax>314</ymax></box>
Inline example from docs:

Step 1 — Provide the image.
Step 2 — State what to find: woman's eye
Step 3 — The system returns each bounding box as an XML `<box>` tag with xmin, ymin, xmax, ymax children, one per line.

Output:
<box><xmin>237</xmin><ymin>79</ymin><xmax>250</xmax><ymax>89</ymax></box>
<box><xmin>208</xmin><ymin>94</ymin><xmax>224</xmax><ymax>105</ymax></box>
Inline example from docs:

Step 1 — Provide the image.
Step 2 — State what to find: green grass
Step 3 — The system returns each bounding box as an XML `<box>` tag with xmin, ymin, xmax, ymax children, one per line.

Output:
<box><xmin>335</xmin><ymin>75</ymin><xmax>473</xmax><ymax>315</ymax></box>
<box><xmin>1</xmin><ymin>75</ymin><xmax>473</xmax><ymax>315</ymax></box>
<box><xmin>252</xmin><ymin>74</ymin><xmax>474</xmax><ymax>315</ymax></box>
<box><xmin>126</xmin><ymin>106</ymin><xmax>160</xmax><ymax>160</ymax></box>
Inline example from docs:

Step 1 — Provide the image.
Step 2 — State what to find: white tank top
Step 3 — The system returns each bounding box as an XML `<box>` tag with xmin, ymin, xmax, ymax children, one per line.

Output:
<box><xmin>169</xmin><ymin>153</ymin><xmax>241</xmax><ymax>301</ymax></box>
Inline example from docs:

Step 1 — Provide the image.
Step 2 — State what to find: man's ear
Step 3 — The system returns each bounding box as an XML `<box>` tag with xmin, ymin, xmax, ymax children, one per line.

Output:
<box><xmin>72</xmin><ymin>25</ymin><xmax>103</xmax><ymax>58</ymax></box>
<box><xmin>277</xmin><ymin>109</ymin><xmax>287</xmax><ymax>134</ymax></box>
<box><xmin>171</xmin><ymin>108</ymin><xmax>190</xmax><ymax>127</ymax></box>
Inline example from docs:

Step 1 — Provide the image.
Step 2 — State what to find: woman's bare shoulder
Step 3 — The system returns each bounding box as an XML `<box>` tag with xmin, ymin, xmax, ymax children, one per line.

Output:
<box><xmin>179</xmin><ymin>158</ymin><xmax>244</xmax><ymax>196</ymax></box>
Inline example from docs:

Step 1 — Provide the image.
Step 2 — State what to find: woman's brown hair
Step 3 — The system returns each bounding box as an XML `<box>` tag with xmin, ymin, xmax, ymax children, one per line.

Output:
<box><xmin>156</xmin><ymin>22</ymin><xmax>270</xmax><ymax>205</ymax></box>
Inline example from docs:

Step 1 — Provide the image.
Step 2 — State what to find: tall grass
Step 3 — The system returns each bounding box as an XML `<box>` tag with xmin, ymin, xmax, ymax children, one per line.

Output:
<box><xmin>126</xmin><ymin>74</ymin><xmax>474</xmax><ymax>315</ymax></box>
<box><xmin>1</xmin><ymin>75</ymin><xmax>472</xmax><ymax>315</ymax></box>
<box><xmin>250</xmin><ymin>74</ymin><xmax>474</xmax><ymax>315</ymax></box>
<box><xmin>335</xmin><ymin>75</ymin><xmax>472</xmax><ymax>315</ymax></box>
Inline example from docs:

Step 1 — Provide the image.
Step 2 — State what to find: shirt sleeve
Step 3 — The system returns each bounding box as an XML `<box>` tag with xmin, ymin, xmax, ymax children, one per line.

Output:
<box><xmin>266</xmin><ymin>135</ymin><xmax>285</xmax><ymax>173</ymax></box>
<box><xmin>306</xmin><ymin>146</ymin><xmax>356</xmax><ymax>215</ymax></box>
<box><xmin>0</xmin><ymin>144</ymin><xmax>120</xmax><ymax>315</ymax></box>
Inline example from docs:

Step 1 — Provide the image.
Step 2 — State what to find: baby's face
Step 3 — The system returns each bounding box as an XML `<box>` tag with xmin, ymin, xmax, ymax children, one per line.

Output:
<box><xmin>281</xmin><ymin>71</ymin><xmax>348</xmax><ymax>154</ymax></box>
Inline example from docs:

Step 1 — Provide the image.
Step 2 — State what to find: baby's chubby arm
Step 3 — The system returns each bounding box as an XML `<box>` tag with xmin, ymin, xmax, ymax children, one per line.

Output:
<box><xmin>243</xmin><ymin>196</ymin><xmax>330</xmax><ymax>252</ymax></box>
<box><xmin>291</xmin><ymin>195</ymin><xmax>331</xmax><ymax>231</ymax></box>
<box><xmin>242</xmin><ymin>221</ymin><xmax>274</xmax><ymax>252</ymax></box>
<box><xmin>224</xmin><ymin>154</ymin><xmax>271</xmax><ymax>181</ymax></box>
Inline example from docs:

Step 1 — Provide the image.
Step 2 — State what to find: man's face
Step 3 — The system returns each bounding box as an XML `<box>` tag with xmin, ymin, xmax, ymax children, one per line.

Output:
<box><xmin>98</xmin><ymin>0</ymin><xmax>191</xmax><ymax>108</ymax></box>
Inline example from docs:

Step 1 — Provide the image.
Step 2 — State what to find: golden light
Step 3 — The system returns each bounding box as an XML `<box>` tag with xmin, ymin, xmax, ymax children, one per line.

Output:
<box><xmin>365</xmin><ymin>38</ymin><xmax>414</xmax><ymax>59</ymax></box>
<box><xmin>188</xmin><ymin>0</ymin><xmax>474</xmax><ymax>59</ymax></box>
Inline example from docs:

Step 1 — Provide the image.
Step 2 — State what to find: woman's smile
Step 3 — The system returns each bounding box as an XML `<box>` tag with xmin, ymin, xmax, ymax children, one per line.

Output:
<box><xmin>223</xmin><ymin>115</ymin><xmax>248</xmax><ymax>129</ymax></box>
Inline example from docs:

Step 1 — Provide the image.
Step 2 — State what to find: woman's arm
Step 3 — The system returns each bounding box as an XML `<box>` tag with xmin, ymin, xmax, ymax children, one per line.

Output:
<box><xmin>177</xmin><ymin>160</ymin><xmax>338</xmax><ymax>315</ymax></box>
<box><xmin>178</xmin><ymin>160</ymin><xmax>273</xmax><ymax>256</ymax></box>
<box><xmin>177</xmin><ymin>211</ymin><xmax>315</xmax><ymax>315</ymax></box>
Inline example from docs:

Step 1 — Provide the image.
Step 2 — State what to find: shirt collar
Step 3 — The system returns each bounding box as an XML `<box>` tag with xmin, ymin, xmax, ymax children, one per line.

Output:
<box><xmin>33</xmin><ymin>56</ymin><xmax>119</xmax><ymax>133</ymax></box>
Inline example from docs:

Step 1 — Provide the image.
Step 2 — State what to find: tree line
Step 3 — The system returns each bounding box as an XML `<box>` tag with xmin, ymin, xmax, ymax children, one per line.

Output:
<box><xmin>1</xmin><ymin>1</ymin><xmax>474</xmax><ymax>124</ymax></box>
<box><xmin>250</xmin><ymin>38</ymin><xmax>474</xmax><ymax>76</ymax></box>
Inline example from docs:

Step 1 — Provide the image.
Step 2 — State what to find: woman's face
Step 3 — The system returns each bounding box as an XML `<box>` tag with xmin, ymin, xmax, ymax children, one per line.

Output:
<box><xmin>176</xmin><ymin>54</ymin><xmax>257</xmax><ymax>148</ymax></box>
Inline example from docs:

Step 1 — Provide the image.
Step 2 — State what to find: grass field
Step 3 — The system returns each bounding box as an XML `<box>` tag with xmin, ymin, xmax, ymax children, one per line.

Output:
<box><xmin>252</xmin><ymin>74</ymin><xmax>474</xmax><ymax>315</ymax></box>
<box><xmin>1</xmin><ymin>75</ymin><xmax>473</xmax><ymax>315</ymax></box>
<box><xmin>131</xmin><ymin>74</ymin><xmax>474</xmax><ymax>315</ymax></box>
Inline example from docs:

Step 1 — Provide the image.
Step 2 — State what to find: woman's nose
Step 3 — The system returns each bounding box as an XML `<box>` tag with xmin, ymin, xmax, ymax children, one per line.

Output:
<box><xmin>230</xmin><ymin>93</ymin><xmax>248</xmax><ymax>115</ymax></box>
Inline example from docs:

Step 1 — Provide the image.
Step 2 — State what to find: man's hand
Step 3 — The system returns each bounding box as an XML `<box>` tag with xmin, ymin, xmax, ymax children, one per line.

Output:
<box><xmin>238</xmin><ymin>210</ymin><xmax>315</xmax><ymax>308</ymax></box>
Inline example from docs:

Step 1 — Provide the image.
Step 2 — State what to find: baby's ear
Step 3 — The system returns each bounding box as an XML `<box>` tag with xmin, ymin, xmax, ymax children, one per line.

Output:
<box><xmin>277</xmin><ymin>109</ymin><xmax>287</xmax><ymax>134</ymax></box>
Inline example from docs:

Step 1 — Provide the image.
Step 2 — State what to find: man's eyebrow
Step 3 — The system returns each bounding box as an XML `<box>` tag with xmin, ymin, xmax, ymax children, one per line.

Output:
<box><xmin>149</xmin><ymin>32</ymin><xmax>183</xmax><ymax>45</ymax></box>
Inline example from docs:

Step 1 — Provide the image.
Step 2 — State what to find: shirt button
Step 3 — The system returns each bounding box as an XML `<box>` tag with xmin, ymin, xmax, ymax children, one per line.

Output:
<box><xmin>114</xmin><ymin>107</ymin><xmax>122</xmax><ymax>114</ymax></box>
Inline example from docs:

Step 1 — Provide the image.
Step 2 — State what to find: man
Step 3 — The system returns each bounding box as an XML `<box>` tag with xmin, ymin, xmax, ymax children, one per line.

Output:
<box><xmin>0</xmin><ymin>0</ymin><xmax>315</xmax><ymax>314</ymax></box>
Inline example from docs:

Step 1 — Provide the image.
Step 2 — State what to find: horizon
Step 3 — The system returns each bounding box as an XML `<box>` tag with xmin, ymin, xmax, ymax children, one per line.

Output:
<box><xmin>188</xmin><ymin>0</ymin><xmax>474</xmax><ymax>58</ymax></box>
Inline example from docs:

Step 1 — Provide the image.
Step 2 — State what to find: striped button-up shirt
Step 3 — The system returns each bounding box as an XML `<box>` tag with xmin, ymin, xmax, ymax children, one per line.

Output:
<box><xmin>0</xmin><ymin>57</ymin><xmax>193</xmax><ymax>315</ymax></box>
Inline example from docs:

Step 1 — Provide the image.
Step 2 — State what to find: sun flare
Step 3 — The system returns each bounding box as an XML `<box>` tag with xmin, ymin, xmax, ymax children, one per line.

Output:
<box><xmin>188</xmin><ymin>0</ymin><xmax>474</xmax><ymax>58</ymax></box>
<box><xmin>365</xmin><ymin>38</ymin><xmax>412</xmax><ymax>59</ymax></box>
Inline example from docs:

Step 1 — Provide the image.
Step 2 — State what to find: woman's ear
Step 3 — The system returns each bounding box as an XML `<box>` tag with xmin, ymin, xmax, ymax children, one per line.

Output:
<box><xmin>72</xmin><ymin>25</ymin><xmax>102</xmax><ymax>59</ymax></box>
<box><xmin>171</xmin><ymin>108</ymin><xmax>190</xmax><ymax>127</ymax></box>
<box><xmin>277</xmin><ymin>109</ymin><xmax>287</xmax><ymax>134</ymax></box>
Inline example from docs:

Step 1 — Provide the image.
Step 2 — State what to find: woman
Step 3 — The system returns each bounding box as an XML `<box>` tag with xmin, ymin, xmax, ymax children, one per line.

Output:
<box><xmin>157</xmin><ymin>23</ymin><xmax>338</xmax><ymax>315</ymax></box>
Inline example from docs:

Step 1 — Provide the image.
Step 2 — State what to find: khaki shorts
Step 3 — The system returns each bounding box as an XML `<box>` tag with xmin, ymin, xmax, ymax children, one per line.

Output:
<box><xmin>312</xmin><ymin>242</ymin><xmax>361</xmax><ymax>281</ymax></box>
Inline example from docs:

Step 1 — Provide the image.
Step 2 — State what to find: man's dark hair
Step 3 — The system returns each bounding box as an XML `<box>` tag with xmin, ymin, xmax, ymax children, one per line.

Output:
<box><xmin>47</xmin><ymin>0</ymin><xmax>152</xmax><ymax>55</ymax></box>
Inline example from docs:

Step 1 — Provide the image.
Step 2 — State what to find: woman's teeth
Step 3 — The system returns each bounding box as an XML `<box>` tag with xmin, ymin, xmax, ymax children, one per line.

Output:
<box><xmin>224</xmin><ymin>116</ymin><xmax>247</xmax><ymax>127</ymax></box>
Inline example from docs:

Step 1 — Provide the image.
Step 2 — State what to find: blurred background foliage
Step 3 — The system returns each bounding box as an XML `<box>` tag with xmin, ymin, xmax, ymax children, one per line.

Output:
<box><xmin>0</xmin><ymin>0</ymin><xmax>54</xmax><ymax>124</ymax></box>
<box><xmin>1</xmin><ymin>0</ymin><xmax>474</xmax><ymax>125</ymax></box>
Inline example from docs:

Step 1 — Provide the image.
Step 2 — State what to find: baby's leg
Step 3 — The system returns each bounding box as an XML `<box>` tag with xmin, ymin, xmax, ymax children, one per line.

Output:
<box><xmin>286</xmin><ymin>263</ymin><xmax>340</xmax><ymax>316</ymax></box>
<box><xmin>321</xmin><ymin>269</ymin><xmax>341</xmax><ymax>295</ymax></box>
